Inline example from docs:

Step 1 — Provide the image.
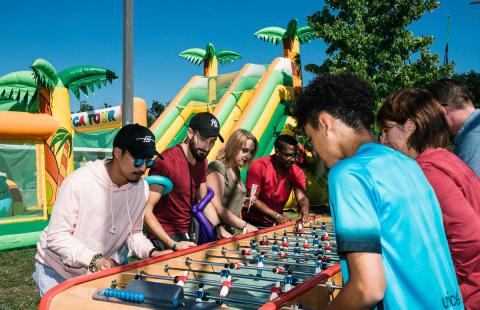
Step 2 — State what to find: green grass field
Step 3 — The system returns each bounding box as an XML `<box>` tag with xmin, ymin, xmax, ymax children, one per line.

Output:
<box><xmin>0</xmin><ymin>247</ymin><xmax>40</xmax><ymax>310</ymax></box>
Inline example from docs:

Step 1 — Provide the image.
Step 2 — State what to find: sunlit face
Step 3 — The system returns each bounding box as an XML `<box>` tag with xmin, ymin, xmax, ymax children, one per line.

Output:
<box><xmin>304</xmin><ymin>123</ymin><xmax>333</xmax><ymax>167</ymax></box>
<box><xmin>275</xmin><ymin>142</ymin><xmax>297</xmax><ymax>168</ymax></box>
<box><xmin>234</xmin><ymin>139</ymin><xmax>256</xmax><ymax>168</ymax></box>
<box><xmin>380</xmin><ymin>120</ymin><xmax>411</xmax><ymax>155</ymax></box>
<box><xmin>189</xmin><ymin>131</ymin><xmax>217</xmax><ymax>160</ymax></box>
<box><xmin>116</xmin><ymin>149</ymin><xmax>151</xmax><ymax>183</ymax></box>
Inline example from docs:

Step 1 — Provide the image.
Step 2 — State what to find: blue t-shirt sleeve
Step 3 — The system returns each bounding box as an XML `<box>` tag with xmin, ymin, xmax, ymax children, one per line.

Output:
<box><xmin>328</xmin><ymin>165</ymin><xmax>382</xmax><ymax>255</ymax></box>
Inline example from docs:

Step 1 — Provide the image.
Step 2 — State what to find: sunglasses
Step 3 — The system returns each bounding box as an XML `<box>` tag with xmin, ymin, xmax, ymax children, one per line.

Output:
<box><xmin>278</xmin><ymin>149</ymin><xmax>297</xmax><ymax>159</ymax></box>
<box><xmin>133</xmin><ymin>158</ymin><xmax>155</xmax><ymax>168</ymax></box>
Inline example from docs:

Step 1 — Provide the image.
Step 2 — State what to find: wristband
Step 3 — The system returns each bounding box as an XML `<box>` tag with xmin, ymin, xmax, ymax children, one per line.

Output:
<box><xmin>172</xmin><ymin>241</ymin><xmax>177</xmax><ymax>251</ymax></box>
<box><xmin>275</xmin><ymin>213</ymin><xmax>281</xmax><ymax>220</ymax></box>
<box><xmin>148</xmin><ymin>247</ymin><xmax>157</xmax><ymax>258</ymax></box>
<box><xmin>88</xmin><ymin>253</ymin><xmax>104</xmax><ymax>273</ymax></box>
<box><xmin>214</xmin><ymin>223</ymin><xmax>224</xmax><ymax>231</ymax></box>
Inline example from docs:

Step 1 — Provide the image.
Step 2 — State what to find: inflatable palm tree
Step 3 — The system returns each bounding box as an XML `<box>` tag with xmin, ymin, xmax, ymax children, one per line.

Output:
<box><xmin>0</xmin><ymin>58</ymin><xmax>117</xmax><ymax>210</ymax></box>
<box><xmin>179</xmin><ymin>43</ymin><xmax>241</xmax><ymax>77</ymax></box>
<box><xmin>254</xmin><ymin>19</ymin><xmax>317</xmax><ymax>93</ymax></box>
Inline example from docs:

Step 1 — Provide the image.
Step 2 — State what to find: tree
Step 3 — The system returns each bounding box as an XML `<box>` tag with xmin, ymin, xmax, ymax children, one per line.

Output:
<box><xmin>254</xmin><ymin>19</ymin><xmax>317</xmax><ymax>94</ymax></box>
<box><xmin>78</xmin><ymin>100</ymin><xmax>94</xmax><ymax>112</ymax></box>
<box><xmin>147</xmin><ymin>100</ymin><xmax>167</xmax><ymax>127</ymax></box>
<box><xmin>179</xmin><ymin>43</ymin><xmax>241</xmax><ymax>77</ymax></box>
<box><xmin>453</xmin><ymin>71</ymin><xmax>480</xmax><ymax>108</ymax></box>
<box><xmin>306</xmin><ymin>0</ymin><xmax>453</xmax><ymax>110</ymax></box>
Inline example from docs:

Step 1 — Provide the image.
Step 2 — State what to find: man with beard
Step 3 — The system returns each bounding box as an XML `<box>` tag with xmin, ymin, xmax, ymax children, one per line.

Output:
<box><xmin>242</xmin><ymin>135</ymin><xmax>310</xmax><ymax>227</ymax></box>
<box><xmin>145</xmin><ymin>112</ymin><xmax>232</xmax><ymax>251</ymax></box>
<box><xmin>34</xmin><ymin>124</ymin><xmax>172</xmax><ymax>297</ymax></box>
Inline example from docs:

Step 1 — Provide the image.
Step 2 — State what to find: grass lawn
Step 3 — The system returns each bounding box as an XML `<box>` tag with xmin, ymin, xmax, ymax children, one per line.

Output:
<box><xmin>0</xmin><ymin>247</ymin><xmax>40</xmax><ymax>310</ymax></box>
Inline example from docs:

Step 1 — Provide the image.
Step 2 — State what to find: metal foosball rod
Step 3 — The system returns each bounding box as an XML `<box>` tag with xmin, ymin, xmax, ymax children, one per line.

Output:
<box><xmin>183</xmin><ymin>292</ymin><xmax>265</xmax><ymax>307</ymax></box>
<box><xmin>123</xmin><ymin>271</ymin><xmax>272</xmax><ymax>293</ymax></box>
<box><xmin>163</xmin><ymin>265</ymin><xmax>303</xmax><ymax>284</ymax></box>
<box><xmin>234</xmin><ymin>244</ymin><xmax>339</xmax><ymax>259</ymax></box>
<box><xmin>188</xmin><ymin>256</ymin><xmax>316</xmax><ymax>278</ymax></box>
<box><xmin>222</xmin><ymin>247</ymin><xmax>339</xmax><ymax>260</ymax></box>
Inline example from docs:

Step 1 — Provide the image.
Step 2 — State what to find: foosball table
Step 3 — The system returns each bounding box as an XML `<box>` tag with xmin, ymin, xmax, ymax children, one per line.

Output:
<box><xmin>39</xmin><ymin>216</ymin><xmax>342</xmax><ymax>309</ymax></box>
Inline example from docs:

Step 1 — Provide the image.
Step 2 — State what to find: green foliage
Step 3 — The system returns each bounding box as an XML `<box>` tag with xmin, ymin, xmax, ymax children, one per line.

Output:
<box><xmin>306</xmin><ymin>0</ymin><xmax>452</xmax><ymax>109</ymax></box>
<box><xmin>453</xmin><ymin>71</ymin><xmax>480</xmax><ymax>108</ymax></box>
<box><xmin>78</xmin><ymin>100</ymin><xmax>94</xmax><ymax>112</ymax></box>
<box><xmin>147</xmin><ymin>100</ymin><xmax>167</xmax><ymax>127</ymax></box>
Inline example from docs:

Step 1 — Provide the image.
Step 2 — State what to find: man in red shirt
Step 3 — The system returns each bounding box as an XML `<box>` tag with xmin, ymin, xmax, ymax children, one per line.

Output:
<box><xmin>243</xmin><ymin>135</ymin><xmax>310</xmax><ymax>227</ymax></box>
<box><xmin>145</xmin><ymin>113</ymin><xmax>232</xmax><ymax>251</ymax></box>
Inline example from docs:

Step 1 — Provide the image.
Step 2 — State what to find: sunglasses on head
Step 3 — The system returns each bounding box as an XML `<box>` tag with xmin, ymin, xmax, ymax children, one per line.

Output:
<box><xmin>133</xmin><ymin>158</ymin><xmax>155</xmax><ymax>168</ymax></box>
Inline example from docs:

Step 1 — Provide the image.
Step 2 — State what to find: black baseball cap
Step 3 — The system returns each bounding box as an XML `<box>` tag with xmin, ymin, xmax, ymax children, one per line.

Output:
<box><xmin>113</xmin><ymin>124</ymin><xmax>160</xmax><ymax>159</ymax></box>
<box><xmin>188</xmin><ymin>112</ymin><xmax>224</xmax><ymax>142</ymax></box>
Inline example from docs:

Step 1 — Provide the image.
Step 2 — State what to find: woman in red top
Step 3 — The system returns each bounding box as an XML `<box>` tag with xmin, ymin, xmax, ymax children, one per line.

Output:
<box><xmin>377</xmin><ymin>87</ymin><xmax>480</xmax><ymax>309</ymax></box>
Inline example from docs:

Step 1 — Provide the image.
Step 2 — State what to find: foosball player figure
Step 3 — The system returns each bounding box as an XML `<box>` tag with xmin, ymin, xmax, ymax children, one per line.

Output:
<box><xmin>230</xmin><ymin>262</ymin><xmax>242</xmax><ymax>270</ymax></box>
<box><xmin>313</xmin><ymin>244</ymin><xmax>323</xmax><ymax>256</ymax></box>
<box><xmin>324</xmin><ymin>241</ymin><xmax>332</xmax><ymax>253</ymax></box>
<box><xmin>293</xmin><ymin>242</ymin><xmax>301</xmax><ymax>262</ymax></box>
<box><xmin>296</xmin><ymin>221</ymin><xmax>304</xmax><ymax>235</ymax></box>
<box><xmin>250</xmin><ymin>239</ymin><xmax>258</xmax><ymax>252</ymax></box>
<box><xmin>315</xmin><ymin>256</ymin><xmax>325</xmax><ymax>273</ymax></box>
<box><xmin>303</xmin><ymin>239</ymin><xmax>309</xmax><ymax>250</ymax></box>
<box><xmin>219</xmin><ymin>276</ymin><xmax>233</xmax><ymax>298</ymax></box>
<box><xmin>279</xmin><ymin>247</ymin><xmax>288</xmax><ymax>259</ymax></box>
<box><xmin>321</xmin><ymin>231</ymin><xmax>330</xmax><ymax>241</ymax></box>
<box><xmin>321</xmin><ymin>222</ymin><xmax>327</xmax><ymax>231</ymax></box>
<box><xmin>256</xmin><ymin>251</ymin><xmax>266</xmax><ymax>277</ymax></box>
<box><xmin>284</xmin><ymin>269</ymin><xmax>294</xmax><ymax>292</ymax></box>
<box><xmin>242</xmin><ymin>248</ymin><xmax>253</xmax><ymax>259</ymax></box>
<box><xmin>195</xmin><ymin>283</ymin><xmax>206</xmax><ymax>302</ymax></box>
<box><xmin>312</xmin><ymin>235</ymin><xmax>320</xmax><ymax>247</ymax></box>
<box><xmin>272</xmin><ymin>241</ymin><xmax>279</xmax><ymax>254</ymax></box>
<box><xmin>220</xmin><ymin>263</ymin><xmax>230</xmax><ymax>281</ymax></box>
<box><xmin>272</xmin><ymin>266</ymin><xmax>286</xmax><ymax>274</ymax></box>
<box><xmin>174</xmin><ymin>270</ymin><xmax>189</xmax><ymax>287</ymax></box>
<box><xmin>311</xmin><ymin>227</ymin><xmax>318</xmax><ymax>237</ymax></box>
<box><xmin>260</xmin><ymin>235</ymin><xmax>269</xmax><ymax>246</ymax></box>
<box><xmin>270</xmin><ymin>281</ymin><xmax>282</xmax><ymax>300</ymax></box>
<box><xmin>281</xmin><ymin>233</ymin><xmax>289</xmax><ymax>247</ymax></box>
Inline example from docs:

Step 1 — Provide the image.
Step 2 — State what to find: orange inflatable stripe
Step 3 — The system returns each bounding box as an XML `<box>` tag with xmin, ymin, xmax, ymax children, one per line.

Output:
<box><xmin>0</xmin><ymin>111</ymin><xmax>59</xmax><ymax>141</ymax></box>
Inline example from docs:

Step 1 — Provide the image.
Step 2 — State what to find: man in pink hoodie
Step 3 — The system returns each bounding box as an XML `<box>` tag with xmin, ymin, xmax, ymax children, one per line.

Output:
<box><xmin>34</xmin><ymin>124</ymin><xmax>172</xmax><ymax>297</ymax></box>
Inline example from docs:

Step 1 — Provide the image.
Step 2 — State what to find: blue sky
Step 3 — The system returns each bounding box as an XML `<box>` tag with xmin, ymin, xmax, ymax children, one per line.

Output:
<box><xmin>1</xmin><ymin>1</ymin><xmax>479</xmax><ymax>111</ymax></box>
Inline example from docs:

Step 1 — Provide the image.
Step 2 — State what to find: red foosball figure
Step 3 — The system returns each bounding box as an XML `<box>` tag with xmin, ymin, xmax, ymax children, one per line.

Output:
<box><xmin>174</xmin><ymin>270</ymin><xmax>189</xmax><ymax>287</ymax></box>
<box><xmin>272</xmin><ymin>266</ymin><xmax>286</xmax><ymax>274</ymax></box>
<box><xmin>321</xmin><ymin>232</ymin><xmax>330</xmax><ymax>241</ymax></box>
<box><xmin>260</xmin><ymin>235</ymin><xmax>270</xmax><ymax>246</ymax></box>
<box><xmin>219</xmin><ymin>276</ymin><xmax>233</xmax><ymax>297</ymax></box>
<box><xmin>303</xmin><ymin>239</ymin><xmax>309</xmax><ymax>250</ymax></box>
<box><xmin>270</xmin><ymin>281</ymin><xmax>282</xmax><ymax>300</ymax></box>
<box><xmin>324</xmin><ymin>241</ymin><xmax>332</xmax><ymax>252</ymax></box>
<box><xmin>296</xmin><ymin>221</ymin><xmax>304</xmax><ymax>234</ymax></box>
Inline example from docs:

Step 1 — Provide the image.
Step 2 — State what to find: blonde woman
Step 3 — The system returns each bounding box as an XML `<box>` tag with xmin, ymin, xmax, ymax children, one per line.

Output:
<box><xmin>207</xmin><ymin>129</ymin><xmax>259</xmax><ymax>234</ymax></box>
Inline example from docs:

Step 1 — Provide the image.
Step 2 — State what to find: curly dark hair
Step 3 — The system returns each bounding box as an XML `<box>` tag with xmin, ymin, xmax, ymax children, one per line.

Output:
<box><xmin>294</xmin><ymin>73</ymin><xmax>375</xmax><ymax>130</ymax></box>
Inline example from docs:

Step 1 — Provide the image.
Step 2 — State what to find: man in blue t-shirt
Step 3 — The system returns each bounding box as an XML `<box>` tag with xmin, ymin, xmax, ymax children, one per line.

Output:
<box><xmin>294</xmin><ymin>73</ymin><xmax>462</xmax><ymax>309</ymax></box>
